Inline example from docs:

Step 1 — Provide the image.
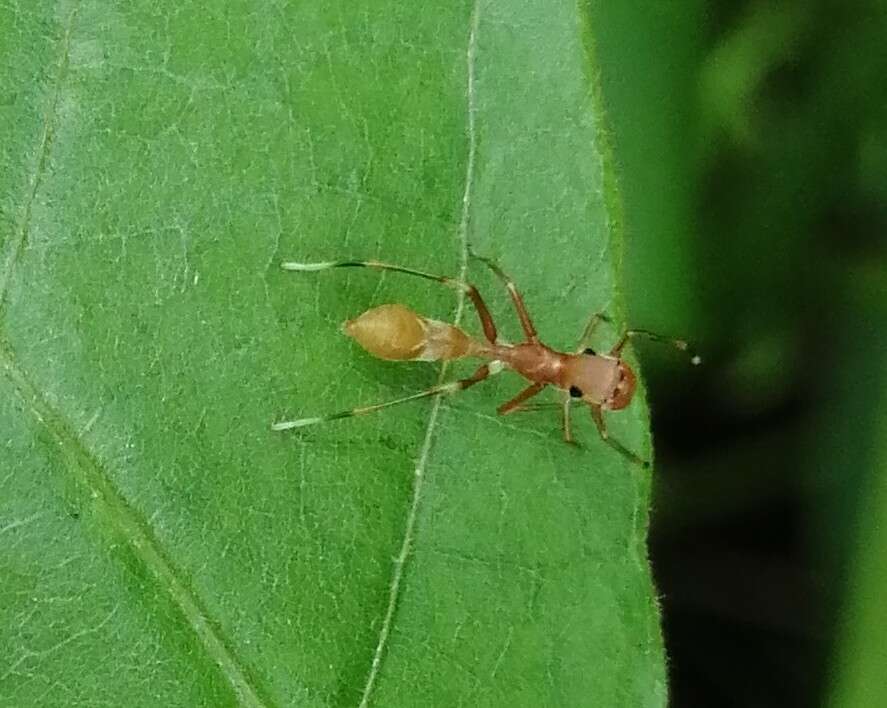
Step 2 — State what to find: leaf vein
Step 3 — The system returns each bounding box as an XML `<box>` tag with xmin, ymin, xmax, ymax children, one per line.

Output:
<box><xmin>0</xmin><ymin>342</ymin><xmax>271</xmax><ymax>708</ymax></box>
<box><xmin>0</xmin><ymin>5</ymin><xmax>78</xmax><ymax>314</ymax></box>
<box><xmin>356</xmin><ymin>3</ymin><xmax>481</xmax><ymax>706</ymax></box>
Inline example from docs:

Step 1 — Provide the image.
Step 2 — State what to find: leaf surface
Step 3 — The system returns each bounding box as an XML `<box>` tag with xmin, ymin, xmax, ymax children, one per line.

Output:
<box><xmin>0</xmin><ymin>1</ymin><xmax>665</xmax><ymax>705</ymax></box>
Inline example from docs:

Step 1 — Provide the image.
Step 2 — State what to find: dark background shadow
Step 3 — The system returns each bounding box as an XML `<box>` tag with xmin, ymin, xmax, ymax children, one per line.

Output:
<box><xmin>589</xmin><ymin>1</ymin><xmax>887</xmax><ymax>705</ymax></box>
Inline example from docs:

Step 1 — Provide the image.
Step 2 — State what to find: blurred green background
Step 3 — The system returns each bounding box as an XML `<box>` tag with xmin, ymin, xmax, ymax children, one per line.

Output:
<box><xmin>588</xmin><ymin>0</ymin><xmax>887</xmax><ymax>706</ymax></box>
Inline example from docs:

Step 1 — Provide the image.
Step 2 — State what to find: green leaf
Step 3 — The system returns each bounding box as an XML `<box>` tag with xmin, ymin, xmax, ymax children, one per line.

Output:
<box><xmin>1</xmin><ymin>2</ymin><xmax>666</xmax><ymax>706</ymax></box>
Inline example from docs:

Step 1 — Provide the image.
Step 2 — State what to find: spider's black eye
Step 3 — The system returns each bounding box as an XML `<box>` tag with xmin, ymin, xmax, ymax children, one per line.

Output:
<box><xmin>569</xmin><ymin>385</ymin><xmax>583</xmax><ymax>398</ymax></box>
<box><xmin>583</xmin><ymin>347</ymin><xmax>596</xmax><ymax>355</ymax></box>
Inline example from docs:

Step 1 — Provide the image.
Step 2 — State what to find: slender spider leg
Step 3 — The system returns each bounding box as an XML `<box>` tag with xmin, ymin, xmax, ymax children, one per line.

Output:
<box><xmin>282</xmin><ymin>260</ymin><xmax>499</xmax><ymax>345</ymax></box>
<box><xmin>498</xmin><ymin>388</ymin><xmax>575</xmax><ymax>443</ymax></box>
<box><xmin>562</xmin><ymin>395</ymin><xmax>574</xmax><ymax>443</ymax></box>
<box><xmin>589</xmin><ymin>404</ymin><xmax>649</xmax><ymax>468</ymax></box>
<box><xmin>469</xmin><ymin>251</ymin><xmax>538</xmax><ymax>342</ymax></box>
<box><xmin>575</xmin><ymin>311</ymin><xmax>701</xmax><ymax>365</ymax></box>
<box><xmin>272</xmin><ymin>363</ymin><xmax>495</xmax><ymax>431</ymax></box>
<box><xmin>497</xmin><ymin>382</ymin><xmax>546</xmax><ymax>415</ymax></box>
<box><xmin>575</xmin><ymin>312</ymin><xmax>613</xmax><ymax>354</ymax></box>
<box><xmin>503</xmin><ymin>402</ymin><xmax>564</xmax><ymax>413</ymax></box>
<box><xmin>610</xmin><ymin>326</ymin><xmax>700</xmax><ymax>364</ymax></box>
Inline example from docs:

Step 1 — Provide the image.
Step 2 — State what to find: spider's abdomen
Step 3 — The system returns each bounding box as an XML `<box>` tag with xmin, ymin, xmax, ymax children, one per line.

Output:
<box><xmin>343</xmin><ymin>304</ymin><xmax>475</xmax><ymax>362</ymax></box>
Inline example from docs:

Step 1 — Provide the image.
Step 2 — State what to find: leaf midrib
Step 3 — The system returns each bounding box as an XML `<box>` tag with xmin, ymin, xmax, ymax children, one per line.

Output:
<box><xmin>355</xmin><ymin>3</ymin><xmax>481</xmax><ymax>705</ymax></box>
